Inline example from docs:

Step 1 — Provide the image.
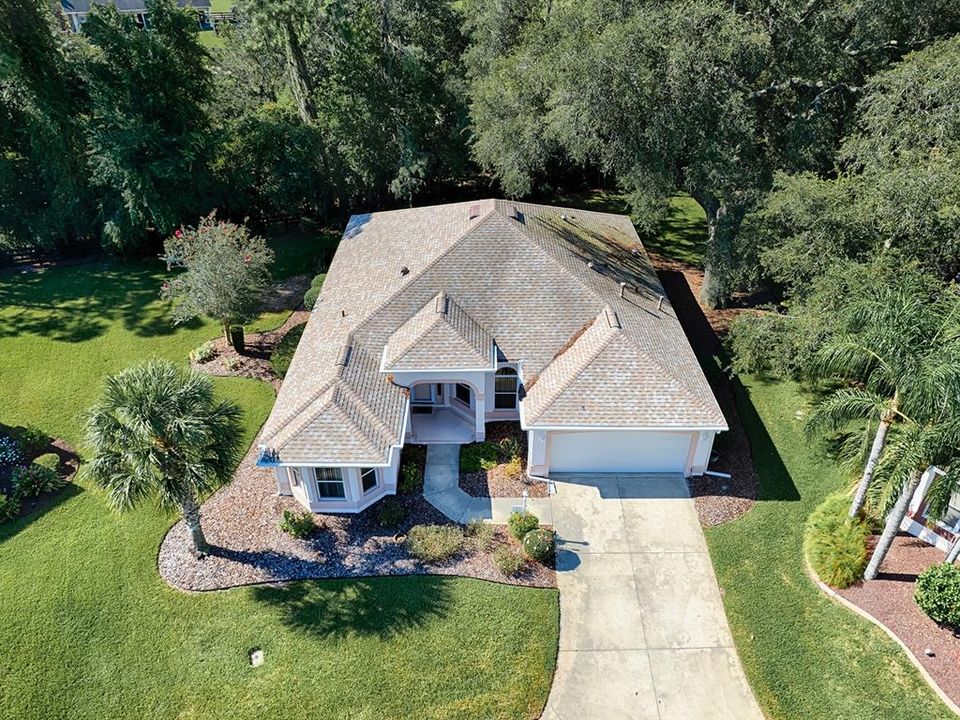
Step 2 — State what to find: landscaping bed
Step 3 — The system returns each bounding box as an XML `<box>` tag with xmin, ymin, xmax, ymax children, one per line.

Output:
<box><xmin>836</xmin><ymin>534</ymin><xmax>960</xmax><ymax>708</ymax></box>
<box><xmin>159</xmin><ymin>436</ymin><xmax>556</xmax><ymax>591</ymax></box>
<box><xmin>459</xmin><ymin>422</ymin><xmax>548</xmax><ymax>498</ymax></box>
<box><xmin>0</xmin><ymin>426</ymin><xmax>79</xmax><ymax>523</ymax></box>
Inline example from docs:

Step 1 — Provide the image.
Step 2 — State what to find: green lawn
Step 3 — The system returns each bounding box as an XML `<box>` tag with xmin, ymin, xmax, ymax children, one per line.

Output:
<box><xmin>0</xmin><ymin>243</ymin><xmax>559</xmax><ymax>719</ymax></box>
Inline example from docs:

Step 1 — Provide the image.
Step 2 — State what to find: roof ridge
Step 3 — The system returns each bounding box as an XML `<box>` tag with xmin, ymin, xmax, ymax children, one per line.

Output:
<box><xmin>437</xmin><ymin>294</ymin><xmax>493</xmax><ymax>363</ymax></box>
<box><xmin>384</xmin><ymin>295</ymin><xmax>446</xmax><ymax>367</ymax></box>
<box><xmin>261</xmin><ymin>379</ymin><xmax>337</xmax><ymax>449</ymax></box>
<box><xmin>334</xmin><ymin>382</ymin><xmax>394</xmax><ymax>453</ymax></box>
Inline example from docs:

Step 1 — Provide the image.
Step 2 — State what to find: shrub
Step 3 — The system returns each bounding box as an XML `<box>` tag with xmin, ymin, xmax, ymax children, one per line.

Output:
<box><xmin>279</xmin><ymin>509</ymin><xmax>316</xmax><ymax>539</ymax></box>
<box><xmin>498</xmin><ymin>435</ymin><xmax>521</xmax><ymax>460</ymax></box>
<box><xmin>270</xmin><ymin>322</ymin><xmax>306</xmax><ymax>378</ymax></box>
<box><xmin>223</xmin><ymin>356</ymin><xmax>242</xmax><ymax>371</ymax></box>
<box><xmin>303</xmin><ymin>273</ymin><xmax>326</xmax><ymax>310</ymax></box>
<box><xmin>376</xmin><ymin>496</ymin><xmax>408</xmax><ymax>528</ymax></box>
<box><xmin>461</xmin><ymin>442</ymin><xmax>500</xmax><ymax>472</ymax></box>
<box><xmin>399</xmin><ymin>461</ymin><xmax>423</xmax><ymax>494</ymax></box>
<box><xmin>12</xmin><ymin>463</ymin><xmax>64</xmax><ymax>497</ymax></box>
<box><xmin>804</xmin><ymin>493</ymin><xmax>869</xmax><ymax>589</ymax></box>
<box><xmin>916</xmin><ymin>564</ymin><xmax>960</xmax><ymax>628</ymax></box>
<box><xmin>33</xmin><ymin>453</ymin><xmax>60</xmax><ymax>471</ymax></box>
<box><xmin>493</xmin><ymin>545</ymin><xmax>525</xmax><ymax>577</ymax></box>
<box><xmin>466</xmin><ymin>517</ymin><xmax>495</xmax><ymax>550</ymax></box>
<box><xmin>0</xmin><ymin>492</ymin><xmax>20</xmax><ymax>522</ymax></box>
<box><xmin>15</xmin><ymin>425</ymin><xmax>49</xmax><ymax>456</ymax></box>
<box><xmin>0</xmin><ymin>436</ymin><xmax>22</xmax><ymax>466</ymax></box>
<box><xmin>522</xmin><ymin>528</ymin><xmax>555</xmax><ymax>563</ymax></box>
<box><xmin>503</xmin><ymin>455</ymin><xmax>523</xmax><ymax>482</ymax></box>
<box><xmin>405</xmin><ymin>524</ymin><xmax>464</xmax><ymax>563</ymax></box>
<box><xmin>189</xmin><ymin>341</ymin><xmax>217</xmax><ymax>364</ymax></box>
<box><xmin>508</xmin><ymin>510</ymin><xmax>539</xmax><ymax>540</ymax></box>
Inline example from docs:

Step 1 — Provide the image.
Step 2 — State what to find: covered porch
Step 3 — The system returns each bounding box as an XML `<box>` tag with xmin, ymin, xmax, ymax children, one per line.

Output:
<box><xmin>408</xmin><ymin>406</ymin><xmax>477</xmax><ymax>444</ymax></box>
<box><xmin>405</xmin><ymin>380</ymin><xmax>486</xmax><ymax>444</ymax></box>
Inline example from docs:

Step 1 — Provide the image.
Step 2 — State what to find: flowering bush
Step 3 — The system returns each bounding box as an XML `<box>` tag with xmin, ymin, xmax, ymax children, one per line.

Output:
<box><xmin>0</xmin><ymin>436</ymin><xmax>22</xmax><ymax>467</ymax></box>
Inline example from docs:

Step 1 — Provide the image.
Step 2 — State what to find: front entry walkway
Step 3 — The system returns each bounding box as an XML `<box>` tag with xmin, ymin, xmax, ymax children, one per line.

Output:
<box><xmin>543</xmin><ymin>474</ymin><xmax>762</xmax><ymax>720</ymax></box>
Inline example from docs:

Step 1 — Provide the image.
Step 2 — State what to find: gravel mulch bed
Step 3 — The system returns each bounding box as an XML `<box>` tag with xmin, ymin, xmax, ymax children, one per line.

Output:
<box><xmin>837</xmin><ymin>534</ymin><xmax>960</xmax><ymax>706</ymax></box>
<box><xmin>158</xmin><ymin>437</ymin><xmax>555</xmax><ymax>592</ymax></box>
<box><xmin>650</xmin><ymin>252</ymin><xmax>757</xmax><ymax>527</ymax></box>
<box><xmin>189</xmin><ymin>275</ymin><xmax>312</xmax><ymax>390</ymax></box>
<box><xmin>459</xmin><ymin>422</ymin><xmax>549</xmax><ymax>499</ymax></box>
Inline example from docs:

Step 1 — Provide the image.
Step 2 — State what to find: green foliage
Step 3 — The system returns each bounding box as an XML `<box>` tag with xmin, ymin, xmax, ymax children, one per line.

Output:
<box><xmin>915</xmin><ymin>563</ymin><xmax>960</xmax><ymax>629</ymax></box>
<box><xmin>0</xmin><ymin>491</ymin><xmax>20</xmax><ymax>523</ymax></box>
<box><xmin>161</xmin><ymin>214</ymin><xmax>274</xmax><ymax>335</ymax></box>
<box><xmin>269</xmin><ymin>322</ymin><xmax>305</xmax><ymax>378</ymax></box>
<box><xmin>376</xmin><ymin>496</ymin><xmax>408</xmax><ymax>529</ymax></box>
<box><xmin>303</xmin><ymin>274</ymin><xmax>325</xmax><ymax>310</ymax></box>
<box><xmin>33</xmin><ymin>453</ymin><xmax>60</xmax><ymax>471</ymax></box>
<box><xmin>502</xmin><ymin>455</ymin><xmax>523</xmax><ymax>482</ymax></box>
<box><xmin>508</xmin><ymin>511</ymin><xmax>539</xmax><ymax>540</ymax></box>
<box><xmin>493</xmin><ymin>545</ymin><xmax>525</xmax><ymax>577</ymax></box>
<box><xmin>521</xmin><ymin>528</ymin><xmax>555</xmax><ymax>563</ymax></box>
<box><xmin>399</xmin><ymin>461</ymin><xmax>424</xmax><ymax>495</ymax></box>
<box><xmin>466</xmin><ymin>518</ymin><xmax>495</xmax><ymax>551</ymax></box>
<box><xmin>278</xmin><ymin>509</ymin><xmax>316</xmax><ymax>539</ymax></box>
<box><xmin>804</xmin><ymin>494</ymin><xmax>869</xmax><ymax>589</ymax></box>
<box><xmin>404</xmin><ymin>524</ymin><xmax>464</xmax><ymax>563</ymax></box>
<box><xmin>81</xmin><ymin>0</ymin><xmax>212</xmax><ymax>251</ymax></box>
<box><xmin>13</xmin><ymin>425</ymin><xmax>49</xmax><ymax>457</ymax></box>
<box><xmin>11</xmin><ymin>463</ymin><xmax>64</xmax><ymax>498</ymax></box>
<box><xmin>498</xmin><ymin>435</ymin><xmax>521</xmax><ymax>460</ymax></box>
<box><xmin>461</xmin><ymin>442</ymin><xmax>500</xmax><ymax>472</ymax></box>
<box><xmin>189</xmin><ymin>341</ymin><xmax>217</xmax><ymax>364</ymax></box>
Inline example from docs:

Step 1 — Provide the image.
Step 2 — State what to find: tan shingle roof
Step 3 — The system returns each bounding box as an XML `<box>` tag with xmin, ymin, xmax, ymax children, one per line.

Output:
<box><xmin>260</xmin><ymin>199</ymin><xmax>726</xmax><ymax>465</ymax></box>
<box><xmin>382</xmin><ymin>292</ymin><xmax>494</xmax><ymax>370</ymax></box>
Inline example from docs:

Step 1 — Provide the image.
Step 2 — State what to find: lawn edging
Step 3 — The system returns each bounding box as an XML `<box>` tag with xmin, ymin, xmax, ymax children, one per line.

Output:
<box><xmin>803</xmin><ymin>553</ymin><xmax>960</xmax><ymax>717</ymax></box>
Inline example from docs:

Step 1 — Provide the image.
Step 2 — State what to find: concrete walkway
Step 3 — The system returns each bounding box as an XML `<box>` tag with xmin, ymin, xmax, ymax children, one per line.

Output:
<box><xmin>543</xmin><ymin>473</ymin><xmax>763</xmax><ymax>720</ymax></box>
<box><xmin>422</xmin><ymin>444</ymin><xmax>553</xmax><ymax>524</ymax></box>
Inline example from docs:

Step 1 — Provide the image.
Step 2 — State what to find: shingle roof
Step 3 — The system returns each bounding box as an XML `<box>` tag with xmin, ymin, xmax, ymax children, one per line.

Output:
<box><xmin>382</xmin><ymin>292</ymin><xmax>494</xmax><ymax>370</ymax></box>
<box><xmin>260</xmin><ymin>199</ymin><xmax>726</xmax><ymax>465</ymax></box>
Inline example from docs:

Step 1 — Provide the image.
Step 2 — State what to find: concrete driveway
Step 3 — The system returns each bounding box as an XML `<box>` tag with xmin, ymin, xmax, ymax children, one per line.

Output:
<box><xmin>542</xmin><ymin>474</ymin><xmax>763</xmax><ymax>720</ymax></box>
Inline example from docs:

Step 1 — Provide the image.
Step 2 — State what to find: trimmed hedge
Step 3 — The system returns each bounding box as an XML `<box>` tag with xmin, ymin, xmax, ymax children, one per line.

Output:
<box><xmin>508</xmin><ymin>511</ymin><xmax>539</xmax><ymax>540</ymax></box>
<box><xmin>804</xmin><ymin>493</ymin><xmax>869</xmax><ymax>589</ymax></box>
<box><xmin>303</xmin><ymin>273</ymin><xmax>326</xmax><ymax>309</ymax></box>
<box><xmin>915</xmin><ymin>563</ymin><xmax>960</xmax><ymax>628</ymax></box>
<box><xmin>522</xmin><ymin>528</ymin><xmax>555</xmax><ymax>563</ymax></box>
<box><xmin>270</xmin><ymin>322</ymin><xmax>306</xmax><ymax>378</ymax></box>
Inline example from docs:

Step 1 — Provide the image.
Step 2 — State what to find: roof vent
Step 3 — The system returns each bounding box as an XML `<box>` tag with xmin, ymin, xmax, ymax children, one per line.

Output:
<box><xmin>605</xmin><ymin>308</ymin><xmax>621</xmax><ymax>329</ymax></box>
<box><xmin>434</xmin><ymin>292</ymin><xmax>449</xmax><ymax>314</ymax></box>
<box><xmin>336</xmin><ymin>344</ymin><xmax>352</xmax><ymax>367</ymax></box>
<box><xmin>619</xmin><ymin>281</ymin><xmax>627</xmax><ymax>299</ymax></box>
<box><xmin>560</xmin><ymin>213</ymin><xmax>567</xmax><ymax>222</ymax></box>
<box><xmin>657</xmin><ymin>295</ymin><xmax>665</xmax><ymax>312</ymax></box>
<box><xmin>400</xmin><ymin>266</ymin><xmax>409</xmax><ymax>276</ymax></box>
<box><xmin>468</xmin><ymin>204</ymin><xmax>480</xmax><ymax>220</ymax></box>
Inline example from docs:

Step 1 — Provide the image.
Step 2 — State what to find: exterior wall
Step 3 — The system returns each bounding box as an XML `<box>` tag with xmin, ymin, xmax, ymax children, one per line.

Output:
<box><xmin>274</xmin><ymin>445</ymin><xmax>401</xmax><ymax>514</ymax></box>
<box><xmin>484</xmin><ymin>362</ymin><xmax>521</xmax><ymax>422</ymax></box>
<box><xmin>901</xmin><ymin>466</ymin><xmax>958</xmax><ymax>552</ymax></box>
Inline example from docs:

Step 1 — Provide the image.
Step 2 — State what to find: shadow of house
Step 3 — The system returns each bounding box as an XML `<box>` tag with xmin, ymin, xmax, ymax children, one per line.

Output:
<box><xmin>251</xmin><ymin>576</ymin><xmax>454</xmax><ymax>640</ymax></box>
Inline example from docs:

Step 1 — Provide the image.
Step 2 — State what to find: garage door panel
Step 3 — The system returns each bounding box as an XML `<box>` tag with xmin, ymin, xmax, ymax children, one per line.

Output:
<box><xmin>548</xmin><ymin>431</ymin><xmax>691</xmax><ymax>473</ymax></box>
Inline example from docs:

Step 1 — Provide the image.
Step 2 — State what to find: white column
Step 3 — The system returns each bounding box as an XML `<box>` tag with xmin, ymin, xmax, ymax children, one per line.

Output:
<box><xmin>276</xmin><ymin>467</ymin><xmax>292</xmax><ymax>495</ymax></box>
<box><xmin>475</xmin><ymin>392</ymin><xmax>486</xmax><ymax>441</ymax></box>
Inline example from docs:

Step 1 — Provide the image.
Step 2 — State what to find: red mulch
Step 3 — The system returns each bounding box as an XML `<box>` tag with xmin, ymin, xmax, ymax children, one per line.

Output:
<box><xmin>837</xmin><ymin>534</ymin><xmax>960</xmax><ymax>706</ymax></box>
<box><xmin>649</xmin><ymin>252</ymin><xmax>757</xmax><ymax>526</ymax></box>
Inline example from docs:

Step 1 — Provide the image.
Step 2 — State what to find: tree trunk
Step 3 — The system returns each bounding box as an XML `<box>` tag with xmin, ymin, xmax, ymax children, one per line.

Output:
<box><xmin>946</xmin><ymin>537</ymin><xmax>960</xmax><ymax>565</ymax></box>
<box><xmin>283</xmin><ymin>18</ymin><xmax>317</xmax><ymax>124</ymax></box>
<box><xmin>849</xmin><ymin>414</ymin><xmax>892</xmax><ymax>518</ymax></box>
<box><xmin>179</xmin><ymin>493</ymin><xmax>209</xmax><ymax>557</ymax></box>
<box><xmin>694</xmin><ymin>196</ymin><xmax>740</xmax><ymax>309</ymax></box>
<box><xmin>864</xmin><ymin>469</ymin><xmax>923</xmax><ymax>580</ymax></box>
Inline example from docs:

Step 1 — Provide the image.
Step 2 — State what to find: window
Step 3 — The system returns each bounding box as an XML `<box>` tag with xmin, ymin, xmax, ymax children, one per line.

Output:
<box><xmin>360</xmin><ymin>467</ymin><xmax>378</xmax><ymax>493</ymax></box>
<box><xmin>412</xmin><ymin>384</ymin><xmax>434</xmax><ymax>404</ymax></box>
<box><xmin>455</xmin><ymin>383</ymin><xmax>471</xmax><ymax>406</ymax></box>
<box><xmin>289</xmin><ymin>467</ymin><xmax>302</xmax><ymax>487</ymax></box>
<box><xmin>494</xmin><ymin>367</ymin><xmax>518</xmax><ymax>410</ymax></box>
<box><xmin>314</xmin><ymin>467</ymin><xmax>346</xmax><ymax>499</ymax></box>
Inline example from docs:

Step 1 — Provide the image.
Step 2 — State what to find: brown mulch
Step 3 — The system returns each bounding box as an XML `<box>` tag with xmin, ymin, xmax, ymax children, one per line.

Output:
<box><xmin>459</xmin><ymin>422</ymin><xmax>549</xmax><ymax>499</ymax></box>
<box><xmin>189</xmin><ymin>274</ymin><xmax>311</xmax><ymax>390</ymax></box>
<box><xmin>649</xmin><ymin>252</ymin><xmax>758</xmax><ymax>527</ymax></box>
<box><xmin>837</xmin><ymin>534</ymin><xmax>960</xmax><ymax>706</ymax></box>
<box><xmin>158</xmin><ymin>435</ymin><xmax>555</xmax><ymax>592</ymax></box>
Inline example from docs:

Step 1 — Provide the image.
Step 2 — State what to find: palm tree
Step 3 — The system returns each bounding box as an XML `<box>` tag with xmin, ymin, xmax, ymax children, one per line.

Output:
<box><xmin>864</xmin><ymin>420</ymin><xmax>960</xmax><ymax>580</ymax></box>
<box><xmin>86</xmin><ymin>360</ymin><xmax>243</xmax><ymax>556</ymax></box>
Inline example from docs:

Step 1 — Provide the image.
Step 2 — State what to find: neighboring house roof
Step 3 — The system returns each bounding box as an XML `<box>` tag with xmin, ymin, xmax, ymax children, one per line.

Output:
<box><xmin>61</xmin><ymin>0</ymin><xmax>210</xmax><ymax>13</ymax></box>
<box><xmin>382</xmin><ymin>291</ymin><xmax>494</xmax><ymax>371</ymax></box>
<box><xmin>260</xmin><ymin>199</ymin><xmax>726</xmax><ymax>465</ymax></box>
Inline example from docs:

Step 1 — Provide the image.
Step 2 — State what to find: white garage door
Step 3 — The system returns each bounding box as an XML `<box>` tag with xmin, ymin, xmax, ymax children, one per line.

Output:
<box><xmin>547</xmin><ymin>430</ymin><xmax>692</xmax><ymax>474</ymax></box>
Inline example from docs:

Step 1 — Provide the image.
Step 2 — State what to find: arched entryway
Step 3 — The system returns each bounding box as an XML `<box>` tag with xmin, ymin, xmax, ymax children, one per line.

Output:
<box><xmin>408</xmin><ymin>379</ymin><xmax>485</xmax><ymax>444</ymax></box>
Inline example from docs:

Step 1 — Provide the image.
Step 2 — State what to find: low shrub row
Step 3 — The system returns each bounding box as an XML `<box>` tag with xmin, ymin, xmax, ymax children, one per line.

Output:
<box><xmin>804</xmin><ymin>493</ymin><xmax>869</xmax><ymax>589</ymax></box>
<box><xmin>916</xmin><ymin>563</ymin><xmax>960</xmax><ymax>629</ymax></box>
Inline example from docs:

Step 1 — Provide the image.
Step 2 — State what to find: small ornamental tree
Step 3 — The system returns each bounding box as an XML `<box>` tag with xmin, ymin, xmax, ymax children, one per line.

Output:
<box><xmin>161</xmin><ymin>214</ymin><xmax>274</xmax><ymax>339</ymax></box>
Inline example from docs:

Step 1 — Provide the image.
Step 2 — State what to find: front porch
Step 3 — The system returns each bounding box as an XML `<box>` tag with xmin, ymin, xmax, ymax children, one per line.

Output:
<box><xmin>408</xmin><ymin>406</ymin><xmax>477</xmax><ymax>444</ymax></box>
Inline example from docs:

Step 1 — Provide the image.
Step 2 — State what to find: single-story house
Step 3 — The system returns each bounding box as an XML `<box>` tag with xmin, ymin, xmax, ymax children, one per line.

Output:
<box><xmin>60</xmin><ymin>0</ymin><xmax>212</xmax><ymax>32</ymax></box>
<box><xmin>257</xmin><ymin>200</ymin><xmax>727</xmax><ymax>513</ymax></box>
<box><xmin>902</xmin><ymin>466</ymin><xmax>960</xmax><ymax>552</ymax></box>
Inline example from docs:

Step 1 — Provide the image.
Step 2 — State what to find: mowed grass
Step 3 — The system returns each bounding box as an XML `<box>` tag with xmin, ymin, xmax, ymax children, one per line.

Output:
<box><xmin>706</xmin><ymin>377</ymin><xmax>953</xmax><ymax>719</ymax></box>
<box><xmin>0</xmin><ymin>243</ymin><xmax>559</xmax><ymax>719</ymax></box>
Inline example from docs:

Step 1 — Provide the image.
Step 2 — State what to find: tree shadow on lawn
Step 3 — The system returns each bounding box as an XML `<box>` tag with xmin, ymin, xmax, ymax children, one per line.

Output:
<box><xmin>250</xmin><ymin>575</ymin><xmax>454</xmax><ymax>640</ymax></box>
<box><xmin>0</xmin><ymin>482</ymin><xmax>84</xmax><ymax>544</ymax></box>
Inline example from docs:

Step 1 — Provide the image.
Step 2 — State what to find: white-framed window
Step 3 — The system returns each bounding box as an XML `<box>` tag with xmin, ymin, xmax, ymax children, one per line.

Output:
<box><xmin>494</xmin><ymin>367</ymin><xmax>518</xmax><ymax>410</ymax></box>
<box><xmin>360</xmin><ymin>467</ymin><xmax>378</xmax><ymax>494</ymax></box>
<box><xmin>314</xmin><ymin>467</ymin><xmax>346</xmax><ymax>499</ymax></box>
<box><xmin>289</xmin><ymin>467</ymin><xmax>302</xmax><ymax>487</ymax></box>
<box><xmin>455</xmin><ymin>383</ymin><xmax>471</xmax><ymax>406</ymax></box>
